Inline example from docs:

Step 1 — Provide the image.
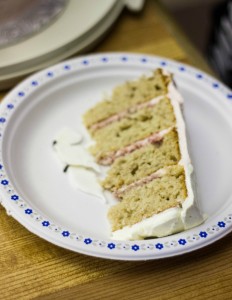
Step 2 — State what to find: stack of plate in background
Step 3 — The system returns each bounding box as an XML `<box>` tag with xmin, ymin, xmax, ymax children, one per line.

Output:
<box><xmin>0</xmin><ymin>0</ymin><xmax>144</xmax><ymax>90</ymax></box>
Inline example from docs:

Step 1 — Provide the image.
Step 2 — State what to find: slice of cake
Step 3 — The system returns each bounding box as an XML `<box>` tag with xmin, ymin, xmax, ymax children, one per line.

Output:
<box><xmin>89</xmin><ymin>97</ymin><xmax>176</xmax><ymax>164</ymax></box>
<box><xmin>108</xmin><ymin>165</ymin><xmax>187</xmax><ymax>231</ymax></box>
<box><xmin>83</xmin><ymin>68</ymin><xmax>204</xmax><ymax>240</ymax></box>
<box><xmin>83</xmin><ymin>69</ymin><xmax>170</xmax><ymax>128</ymax></box>
<box><xmin>102</xmin><ymin>128</ymin><xmax>180</xmax><ymax>191</ymax></box>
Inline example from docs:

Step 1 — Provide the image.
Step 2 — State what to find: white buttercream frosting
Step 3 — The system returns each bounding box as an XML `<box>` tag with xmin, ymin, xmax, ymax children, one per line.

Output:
<box><xmin>112</xmin><ymin>207</ymin><xmax>185</xmax><ymax>240</ymax></box>
<box><xmin>54</xmin><ymin>127</ymin><xmax>83</xmax><ymax>145</ymax></box>
<box><xmin>167</xmin><ymin>78</ymin><xmax>204</xmax><ymax>229</ymax></box>
<box><xmin>111</xmin><ymin>71</ymin><xmax>204</xmax><ymax>240</ymax></box>
<box><xmin>53</xmin><ymin>127</ymin><xmax>100</xmax><ymax>173</ymax></box>
<box><xmin>53</xmin><ymin>127</ymin><xmax>106</xmax><ymax>203</ymax></box>
<box><xmin>68</xmin><ymin>167</ymin><xmax>105</xmax><ymax>204</ymax></box>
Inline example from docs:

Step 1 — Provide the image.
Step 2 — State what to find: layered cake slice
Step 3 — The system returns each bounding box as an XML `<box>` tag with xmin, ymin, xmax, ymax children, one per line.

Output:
<box><xmin>83</xmin><ymin>69</ymin><xmax>170</xmax><ymax>128</ymax></box>
<box><xmin>83</xmin><ymin>69</ymin><xmax>204</xmax><ymax>240</ymax></box>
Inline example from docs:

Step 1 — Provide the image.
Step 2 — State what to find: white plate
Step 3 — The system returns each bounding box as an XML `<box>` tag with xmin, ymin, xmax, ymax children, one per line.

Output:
<box><xmin>0</xmin><ymin>0</ymin><xmax>123</xmax><ymax>89</ymax></box>
<box><xmin>1</xmin><ymin>53</ymin><xmax>232</xmax><ymax>261</ymax></box>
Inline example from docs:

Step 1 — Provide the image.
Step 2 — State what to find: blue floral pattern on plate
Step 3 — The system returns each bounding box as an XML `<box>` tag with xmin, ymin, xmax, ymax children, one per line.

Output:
<box><xmin>0</xmin><ymin>53</ymin><xmax>231</xmax><ymax>259</ymax></box>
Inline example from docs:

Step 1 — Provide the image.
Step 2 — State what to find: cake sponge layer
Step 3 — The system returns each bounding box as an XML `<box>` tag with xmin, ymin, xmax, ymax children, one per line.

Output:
<box><xmin>90</xmin><ymin>97</ymin><xmax>176</xmax><ymax>161</ymax></box>
<box><xmin>102</xmin><ymin>129</ymin><xmax>180</xmax><ymax>191</ymax></box>
<box><xmin>108</xmin><ymin>165</ymin><xmax>187</xmax><ymax>231</ymax></box>
<box><xmin>83</xmin><ymin>69</ymin><xmax>170</xmax><ymax>128</ymax></box>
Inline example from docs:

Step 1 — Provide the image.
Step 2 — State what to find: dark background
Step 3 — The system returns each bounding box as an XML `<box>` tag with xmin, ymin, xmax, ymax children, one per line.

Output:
<box><xmin>162</xmin><ymin>0</ymin><xmax>232</xmax><ymax>87</ymax></box>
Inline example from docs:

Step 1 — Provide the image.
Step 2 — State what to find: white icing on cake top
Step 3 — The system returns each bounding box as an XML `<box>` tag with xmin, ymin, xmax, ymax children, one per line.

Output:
<box><xmin>167</xmin><ymin>77</ymin><xmax>204</xmax><ymax>229</ymax></box>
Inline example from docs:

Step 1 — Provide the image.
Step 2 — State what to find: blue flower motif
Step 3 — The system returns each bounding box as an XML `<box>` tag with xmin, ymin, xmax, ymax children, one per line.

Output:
<box><xmin>199</xmin><ymin>231</ymin><xmax>208</xmax><ymax>238</ymax></box>
<box><xmin>178</xmin><ymin>239</ymin><xmax>187</xmax><ymax>245</ymax></box>
<box><xmin>160</xmin><ymin>61</ymin><xmax>167</xmax><ymax>66</ymax></box>
<box><xmin>18</xmin><ymin>92</ymin><xmax>25</xmax><ymax>97</ymax></box>
<box><xmin>62</xmin><ymin>231</ymin><xmax>70</xmax><ymax>237</ymax></box>
<box><xmin>7</xmin><ymin>104</ymin><xmax>14</xmax><ymax>109</ymax></box>
<box><xmin>25</xmin><ymin>208</ymin><xmax>33</xmax><ymax>214</ymax></box>
<box><xmin>31</xmin><ymin>81</ymin><xmax>38</xmax><ymax>86</ymax></box>
<box><xmin>196</xmin><ymin>74</ymin><xmax>203</xmax><ymax>79</ymax></box>
<box><xmin>141</xmin><ymin>58</ymin><xmax>147</xmax><ymax>63</ymax></box>
<box><xmin>101</xmin><ymin>57</ymin><xmax>108</xmax><ymax>62</ymax></box>
<box><xmin>121</xmin><ymin>56</ymin><xmax>128</xmax><ymax>61</ymax></box>
<box><xmin>82</xmin><ymin>60</ymin><xmax>89</xmax><ymax>65</ymax></box>
<box><xmin>0</xmin><ymin>118</ymin><xmax>6</xmax><ymax>123</ymax></box>
<box><xmin>47</xmin><ymin>72</ymin><xmax>54</xmax><ymax>77</ymax></box>
<box><xmin>213</xmin><ymin>83</ymin><xmax>219</xmax><ymax>88</ymax></box>
<box><xmin>107</xmin><ymin>243</ymin><xmax>116</xmax><ymax>250</ymax></box>
<box><xmin>1</xmin><ymin>179</ymin><xmax>8</xmax><ymax>185</ymax></box>
<box><xmin>11</xmin><ymin>195</ymin><xmax>19</xmax><ymax>201</ymax></box>
<box><xmin>155</xmin><ymin>243</ymin><xmax>164</xmax><ymax>250</ymax></box>
<box><xmin>227</xmin><ymin>94</ymin><xmax>232</xmax><ymax>99</ymax></box>
<box><xmin>64</xmin><ymin>65</ymin><xmax>71</xmax><ymax>70</ymax></box>
<box><xmin>42</xmin><ymin>221</ymin><xmax>50</xmax><ymax>227</ymax></box>
<box><xmin>84</xmin><ymin>238</ymin><xmax>92</xmax><ymax>245</ymax></box>
<box><xmin>132</xmin><ymin>244</ymin><xmax>140</xmax><ymax>251</ymax></box>
<box><xmin>0</xmin><ymin>164</ymin><xmax>2</xmax><ymax>169</ymax></box>
<box><xmin>218</xmin><ymin>221</ymin><xmax>226</xmax><ymax>228</ymax></box>
<box><xmin>179</xmin><ymin>66</ymin><xmax>185</xmax><ymax>71</ymax></box>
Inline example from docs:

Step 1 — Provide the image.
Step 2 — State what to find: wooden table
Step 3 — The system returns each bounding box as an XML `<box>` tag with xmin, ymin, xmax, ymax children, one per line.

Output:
<box><xmin>1</xmin><ymin>1</ymin><xmax>230</xmax><ymax>299</ymax></box>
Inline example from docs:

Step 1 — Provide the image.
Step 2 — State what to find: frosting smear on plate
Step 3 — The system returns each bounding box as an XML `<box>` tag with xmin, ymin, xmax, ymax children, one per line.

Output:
<box><xmin>53</xmin><ymin>127</ymin><xmax>106</xmax><ymax>204</ymax></box>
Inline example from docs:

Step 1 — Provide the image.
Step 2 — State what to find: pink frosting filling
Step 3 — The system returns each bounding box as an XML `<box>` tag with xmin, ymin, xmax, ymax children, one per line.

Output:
<box><xmin>90</xmin><ymin>95</ymin><xmax>164</xmax><ymax>131</ymax></box>
<box><xmin>114</xmin><ymin>168</ymin><xmax>167</xmax><ymax>198</ymax></box>
<box><xmin>99</xmin><ymin>127</ymin><xmax>173</xmax><ymax>165</ymax></box>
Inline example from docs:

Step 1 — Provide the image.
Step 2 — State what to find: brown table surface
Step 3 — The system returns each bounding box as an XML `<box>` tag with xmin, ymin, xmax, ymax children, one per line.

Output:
<box><xmin>1</xmin><ymin>1</ymin><xmax>231</xmax><ymax>300</ymax></box>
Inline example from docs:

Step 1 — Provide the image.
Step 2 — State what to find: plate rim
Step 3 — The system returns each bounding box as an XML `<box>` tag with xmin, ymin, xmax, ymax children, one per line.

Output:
<box><xmin>0</xmin><ymin>52</ymin><xmax>232</xmax><ymax>261</ymax></box>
